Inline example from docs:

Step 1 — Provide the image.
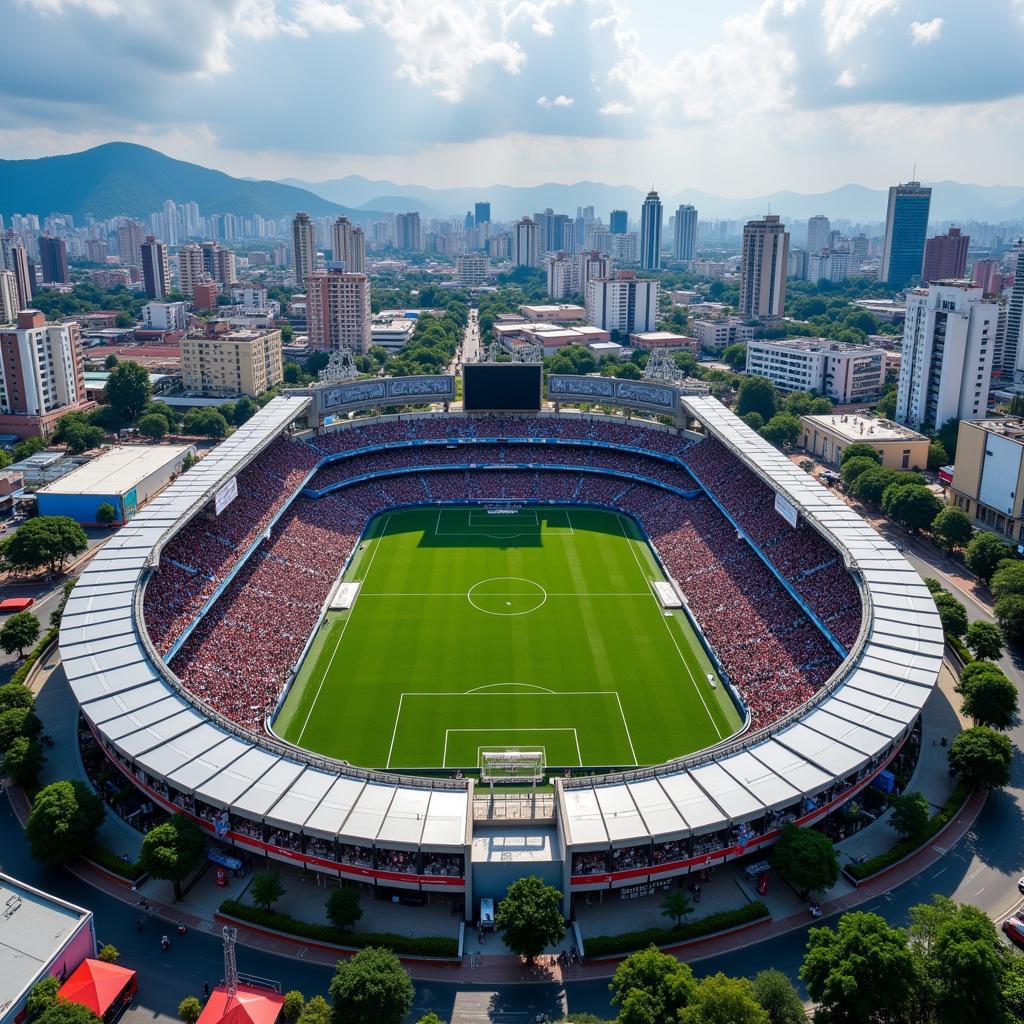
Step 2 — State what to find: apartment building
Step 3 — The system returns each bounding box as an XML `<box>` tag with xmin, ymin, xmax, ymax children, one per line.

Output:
<box><xmin>745</xmin><ymin>338</ymin><xmax>886</xmax><ymax>403</ymax></box>
<box><xmin>304</xmin><ymin>265</ymin><xmax>372</xmax><ymax>353</ymax></box>
<box><xmin>182</xmin><ymin>327</ymin><xmax>283</xmax><ymax>398</ymax></box>
<box><xmin>585</xmin><ymin>272</ymin><xmax>658</xmax><ymax>334</ymax></box>
<box><xmin>692</xmin><ymin>317</ymin><xmax>755</xmax><ymax>353</ymax></box>
<box><xmin>949</xmin><ymin>417</ymin><xmax>1024</xmax><ymax>543</ymax></box>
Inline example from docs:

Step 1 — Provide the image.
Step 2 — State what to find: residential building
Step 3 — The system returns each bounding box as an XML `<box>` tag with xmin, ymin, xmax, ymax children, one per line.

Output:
<box><xmin>140</xmin><ymin>235</ymin><xmax>170</xmax><ymax>299</ymax></box>
<box><xmin>192</xmin><ymin>281</ymin><xmax>219</xmax><ymax>311</ymax></box>
<box><xmin>800</xmin><ymin>414</ymin><xmax>929</xmax><ymax>470</ymax></box>
<box><xmin>896</xmin><ymin>281</ymin><xmax>997</xmax><ymax>432</ymax></box>
<box><xmin>788</xmin><ymin>248</ymin><xmax>808</xmax><ymax>280</ymax></box>
<box><xmin>879</xmin><ymin>181</ymin><xmax>932</xmax><ymax>288</ymax></box>
<box><xmin>474</xmin><ymin>202</ymin><xmax>491</xmax><ymax>226</ymax></box>
<box><xmin>806</xmin><ymin>215</ymin><xmax>830</xmax><ymax>254</ymax></box>
<box><xmin>807</xmin><ymin>249</ymin><xmax>851</xmax><ymax>283</ymax></box>
<box><xmin>692</xmin><ymin>317</ymin><xmax>756</xmax><ymax>353</ymax></box>
<box><xmin>1005</xmin><ymin>241</ymin><xmax>1024</xmax><ymax>377</ymax></box>
<box><xmin>0</xmin><ymin>270</ymin><xmax>17</xmax><ymax>323</ymax></box>
<box><xmin>576</xmin><ymin>250</ymin><xmax>610</xmax><ymax>298</ymax></box>
<box><xmin>330</xmin><ymin>217</ymin><xmax>366</xmax><ymax>272</ymax></box>
<box><xmin>512</xmin><ymin>218</ymin><xmax>539</xmax><ymax>268</ymax></box>
<box><xmin>39</xmin><ymin>235</ymin><xmax>69</xmax><ymax>285</ymax></box>
<box><xmin>546</xmin><ymin>252</ymin><xmax>574</xmax><ymax>299</ymax></box>
<box><xmin>740</xmin><ymin>215</ymin><xmax>789</xmax><ymax>320</ymax></box>
<box><xmin>640</xmin><ymin>190</ymin><xmax>663</xmax><ymax>271</ymax></box>
<box><xmin>586</xmin><ymin>271</ymin><xmax>658</xmax><ymax>334</ymax></box>
<box><xmin>456</xmin><ymin>252</ymin><xmax>489</xmax><ymax>286</ymax></box>
<box><xmin>746</xmin><ymin>338</ymin><xmax>886</xmax><ymax>403</ymax></box>
<box><xmin>142</xmin><ymin>301</ymin><xmax>190</xmax><ymax>332</ymax></box>
<box><xmin>229</xmin><ymin>287</ymin><xmax>272</xmax><ymax>310</ymax></box>
<box><xmin>86</xmin><ymin>238</ymin><xmax>107</xmax><ymax>263</ymax></box>
<box><xmin>305</xmin><ymin>265</ymin><xmax>372</xmax><ymax>353</ymax></box>
<box><xmin>949</xmin><ymin>417</ymin><xmax>1024</xmax><ymax>543</ymax></box>
<box><xmin>182</xmin><ymin>328</ymin><xmax>283</xmax><ymax>398</ymax></box>
<box><xmin>0</xmin><ymin>310</ymin><xmax>90</xmax><ymax>436</ymax></box>
<box><xmin>176</xmin><ymin>243</ymin><xmax>205</xmax><ymax>297</ymax></box>
<box><xmin>610</xmin><ymin>232</ymin><xmax>639</xmax><ymax>263</ymax></box>
<box><xmin>5</xmin><ymin>242</ymin><xmax>32</xmax><ymax>310</ymax></box>
<box><xmin>395</xmin><ymin>212</ymin><xmax>423</xmax><ymax>251</ymax></box>
<box><xmin>291</xmin><ymin>212</ymin><xmax>316</xmax><ymax>286</ymax></box>
<box><xmin>609</xmin><ymin>210</ymin><xmax>628</xmax><ymax>234</ymax></box>
<box><xmin>971</xmin><ymin>258</ymin><xmax>1003</xmax><ymax>294</ymax></box>
<box><xmin>117</xmin><ymin>220</ymin><xmax>144</xmax><ymax>266</ymax></box>
<box><xmin>672</xmin><ymin>204</ymin><xmax>698</xmax><ymax>262</ymax></box>
<box><xmin>215</xmin><ymin>247</ymin><xmax>237</xmax><ymax>287</ymax></box>
<box><xmin>923</xmin><ymin>227</ymin><xmax>969</xmax><ymax>282</ymax></box>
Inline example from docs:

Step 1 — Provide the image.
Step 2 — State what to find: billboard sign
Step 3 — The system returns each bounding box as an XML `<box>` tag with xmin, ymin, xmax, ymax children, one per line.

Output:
<box><xmin>214</xmin><ymin>476</ymin><xmax>238</xmax><ymax>516</ymax></box>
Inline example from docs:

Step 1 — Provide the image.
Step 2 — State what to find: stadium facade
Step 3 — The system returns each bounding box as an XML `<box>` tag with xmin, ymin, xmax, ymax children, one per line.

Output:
<box><xmin>59</xmin><ymin>377</ymin><xmax>941</xmax><ymax>916</ymax></box>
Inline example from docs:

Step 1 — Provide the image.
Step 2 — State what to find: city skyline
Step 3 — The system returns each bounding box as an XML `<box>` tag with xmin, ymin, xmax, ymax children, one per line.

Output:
<box><xmin>3</xmin><ymin>1</ymin><xmax>1022</xmax><ymax>192</ymax></box>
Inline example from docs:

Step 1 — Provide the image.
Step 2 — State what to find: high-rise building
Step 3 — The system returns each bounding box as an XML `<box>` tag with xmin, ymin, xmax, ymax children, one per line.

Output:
<box><xmin>576</xmin><ymin>250</ymin><xmax>611</xmax><ymax>298</ymax></box>
<box><xmin>0</xmin><ymin>310</ymin><xmax>88</xmax><ymax>434</ymax></box>
<box><xmin>304</xmin><ymin>266</ymin><xmax>372</xmax><ymax>353</ymax></box>
<box><xmin>163</xmin><ymin>200</ymin><xmax>179</xmax><ymax>246</ymax></box>
<box><xmin>395</xmin><ymin>212</ymin><xmax>423</xmax><ymax>251</ymax></box>
<box><xmin>806</xmin><ymin>215</ymin><xmax>830</xmax><ymax>254</ymax></box>
<box><xmin>639</xmin><ymin>191</ymin><xmax>663</xmax><ymax>271</ymax></box>
<box><xmin>971</xmin><ymin>258</ymin><xmax>1002</xmax><ymax>295</ymax></box>
<box><xmin>922</xmin><ymin>227</ymin><xmax>970</xmax><ymax>282</ymax></box>
<box><xmin>896</xmin><ymin>281</ymin><xmax>996</xmax><ymax>432</ymax></box>
<box><xmin>672</xmin><ymin>204</ymin><xmax>698</xmax><ymax>262</ymax></box>
<box><xmin>807</xmin><ymin>250</ymin><xmax>850</xmax><ymax>283</ymax></box>
<box><xmin>740</xmin><ymin>215</ymin><xmax>790</xmax><ymax>321</ymax></box>
<box><xmin>456</xmin><ymin>252</ymin><xmax>489</xmax><ymax>286</ymax></box>
<box><xmin>85</xmin><ymin>239</ymin><xmax>108</xmax><ymax>263</ymax></box>
<box><xmin>879</xmin><ymin>181</ymin><xmax>932</xmax><ymax>288</ymax></box>
<box><xmin>609</xmin><ymin>210</ymin><xmax>628</xmax><ymax>235</ymax></box>
<box><xmin>474</xmin><ymin>202</ymin><xmax>491</xmax><ymax>227</ymax></box>
<box><xmin>117</xmin><ymin>220</ymin><xmax>145</xmax><ymax>267</ymax></box>
<box><xmin>0</xmin><ymin>270</ymin><xmax>17</xmax><ymax>323</ymax></box>
<box><xmin>586</xmin><ymin>271</ymin><xmax>658</xmax><ymax>334</ymax></box>
<box><xmin>38</xmin><ymin>236</ymin><xmax>69</xmax><ymax>285</ymax></box>
<box><xmin>330</xmin><ymin>217</ymin><xmax>365</xmax><ymax>272</ymax></box>
<box><xmin>4</xmin><ymin>242</ymin><xmax>32</xmax><ymax>310</ymax></box>
<box><xmin>546</xmin><ymin>252</ymin><xmax>574</xmax><ymax>300</ymax></box>
<box><xmin>176</xmin><ymin>244</ymin><xmax>205</xmax><ymax>297</ymax></box>
<box><xmin>182</xmin><ymin>328</ymin><xmax>283</xmax><ymax>398</ymax></box>
<box><xmin>1005</xmin><ymin>241</ymin><xmax>1024</xmax><ymax>377</ymax></box>
<box><xmin>512</xmin><ymin>218</ymin><xmax>539</xmax><ymax>268</ymax></box>
<box><xmin>291</xmin><ymin>212</ymin><xmax>316</xmax><ymax>286</ymax></box>
<box><xmin>140</xmin><ymin>235</ymin><xmax>170</xmax><ymax>299</ymax></box>
<box><xmin>215</xmin><ymin>248</ymin><xmax>237</xmax><ymax>287</ymax></box>
<box><xmin>142</xmin><ymin>301</ymin><xmax>190</xmax><ymax>332</ymax></box>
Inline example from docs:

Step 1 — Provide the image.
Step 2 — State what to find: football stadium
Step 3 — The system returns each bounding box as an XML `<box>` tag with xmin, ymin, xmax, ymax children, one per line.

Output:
<box><xmin>59</xmin><ymin>365</ymin><xmax>941</xmax><ymax>913</ymax></box>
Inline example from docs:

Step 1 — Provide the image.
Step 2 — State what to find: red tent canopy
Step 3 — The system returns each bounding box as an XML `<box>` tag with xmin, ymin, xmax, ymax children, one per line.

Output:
<box><xmin>59</xmin><ymin>959</ymin><xmax>137</xmax><ymax>1017</ymax></box>
<box><xmin>196</xmin><ymin>986</ymin><xmax>284</xmax><ymax>1024</ymax></box>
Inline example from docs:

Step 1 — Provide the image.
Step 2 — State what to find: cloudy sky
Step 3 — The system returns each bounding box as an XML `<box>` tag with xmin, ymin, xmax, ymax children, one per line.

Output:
<box><xmin>3</xmin><ymin>0</ymin><xmax>1023</xmax><ymax>192</ymax></box>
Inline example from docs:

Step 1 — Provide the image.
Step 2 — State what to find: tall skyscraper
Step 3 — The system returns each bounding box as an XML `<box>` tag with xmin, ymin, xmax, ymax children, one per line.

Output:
<box><xmin>576</xmin><ymin>250</ymin><xmax>611</xmax><ymax>298</ymax></box>
<box><xmin>922</xmin><ymin>227</ymin><xmax>970</xmax><ymax>282</ymax></box>
<box><xmin>879</xmin><ymin>181</ymin><xmax>932</xmax><ymax>288</ymax></box>
<box><xmin>140</xmin><ymin>235</ymin><xmax>170</xmax><ymax>299</ymax></box>
<box><xmin>806</xmin><ymin>215</ymin><xmax>830</xmax><ymax>253</ymax></box>
<box><xmin>639</xmin><ymin>191</ymin><xmax>663</xmax><ymax>271</ymax></box>
<box><xmin>215</xmin><ymin>248</ymin><xmax>237</xmax><ymax>287</ymax></box>
<box><xmin>474</xmin><ymin>202</ymin><xmax>491</xmax><ymax>226</ymax></box>
<box><xmin>4</xmin><ymin>241</ymin><xmax>32</xmax><ymax>310</ymax></box>
<box><xmin>176</xmin><ymin>243</ymin><xmax>206</xmax><ymax>297</ymax></box>
<box><xmin>740</xmin><ymin>215</ymin><xmax>790</xmax><ymax>321</ymax></box>
<box><xmin>39</xmin><ymin>235</ymin><xmax>69</xmax><ymax>285</ymax></box>
<box><xmin>1004</xmin><ymin>241</ymin><xmax>1024</xmax><ymax>376</ymax></box>
<box><xmin>304</xmin><ymin>266</ymin><xmax>372</xmax><ymax>353</ymax></box>
<box><xmin>0</xmin><ymin>270</ymin><xmax>17</xmax><ymax>323</ymax></box>
<box><xmin>672</xmin><ymin>204</ymin><xmax>698</xmax><ymax>262</ymax></box>
<box><xmin>117</xmin><ymin>220</ymin><xmax>145</xmax><ymax>267</ymax></box>
<box><xmin>896</xmin><ymin>281</ymin><xmax>996</xmax><ymax>431</ymax></box>
<box><xmin>331</xmin><ymin>217</ymin><xmax>366</xmax><ymax>272</ymax></box>
<box><xmin>291</xmin><ymin>212</ymin><xmax>316</xmax><ymax>286</ymax></box>
<box><xmin>512</xmin><ymin>218</ymin><xmax>539</xmax><ymax>268</ymax></box>
<box><xmin>609</xmin><ymin>210</ymin><xmax>628</xmax><ymax>234</ymax></box>
<box><xmin>395</xmin><ymin>212</ymin><xmax>422</xmax><ymax>251</ymax></box>
<box><xmin>546</xmin><ymin>252</ymin><xmax>574</xmax><ymax>299</ymax></box>
<box><xmin>163</xmin><ymin>200</ymin><xmax>179</xmax><ymax>246</ymax></box>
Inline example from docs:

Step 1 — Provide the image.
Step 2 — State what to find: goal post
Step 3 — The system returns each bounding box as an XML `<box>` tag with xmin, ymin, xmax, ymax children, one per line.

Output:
<box><xmin>479</xmin><ymin>747</ymin><xmax>546</xmax><ymax>783</ymax></box>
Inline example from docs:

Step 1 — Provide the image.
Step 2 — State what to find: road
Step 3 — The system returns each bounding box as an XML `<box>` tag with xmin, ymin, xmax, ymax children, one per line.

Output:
<box><xmin>459</xmin><ymin>309</ymin><xmax>481</xmax><ymax>366</ymax></box>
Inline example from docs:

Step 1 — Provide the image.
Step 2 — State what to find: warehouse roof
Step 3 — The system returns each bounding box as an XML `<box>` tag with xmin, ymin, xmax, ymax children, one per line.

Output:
<box><xmin>37</xmin><ymin>444</ymin><xmax>193</xmax><ymax>497</ymax></box>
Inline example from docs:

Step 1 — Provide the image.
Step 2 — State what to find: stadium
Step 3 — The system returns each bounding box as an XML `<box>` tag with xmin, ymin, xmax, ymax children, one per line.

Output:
<box><xmin>59</xmin><ymin>363</ymin><xmax>941</xmax><ymax>914</ymax></box>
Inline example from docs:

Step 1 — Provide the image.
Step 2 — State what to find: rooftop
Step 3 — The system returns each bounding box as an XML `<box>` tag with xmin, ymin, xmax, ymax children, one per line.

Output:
<box><xmin>802</xmin><ymin>413</ymin><xmax>928</xmax><ymax>443</ymax></box>
<box><xmin>752</xmin><ymin>337</ymin><xmax>885</xmax><ymax>354</ymax></box>
<box><xmin>968</xmin><ymin>417</ymin><xmax>1024</xmax><ymax>443</ymax></box>
<box><xmin>37</xmin><ymin>444</ymin><xmax>194</xmax><ymax>497</ymax></box>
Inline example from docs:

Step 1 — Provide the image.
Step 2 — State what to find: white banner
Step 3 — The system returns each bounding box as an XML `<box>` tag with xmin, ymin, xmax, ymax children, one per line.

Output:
<box><xmin>774</xmin><ymin>492</ymin><xmax>799</xmax><ymax>528</ymax></box>
<box><xmin>214</xmin><ymin>476</ymin><xmax>238</xmax><ymax>516</ymax></box>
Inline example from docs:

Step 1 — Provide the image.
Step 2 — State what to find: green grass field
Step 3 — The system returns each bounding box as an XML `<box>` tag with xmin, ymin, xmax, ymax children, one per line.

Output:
<box><xmin>274</xmin><ymin>506</ymin><xmax>741</xmax><ymax>771</ymax></box>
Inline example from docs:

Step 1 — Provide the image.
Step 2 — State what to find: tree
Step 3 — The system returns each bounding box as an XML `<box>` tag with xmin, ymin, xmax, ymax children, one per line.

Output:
<box><xmin>53</xmin><ymin>414</ymin><xmax>106</xmax><ymax>455</ymax></box>
<box><xmin>759</xmin><ymin>413</ymin><xmax>802</xmax><ymax>449</ymax></box>
<box><xmin>297</xmin><ymin>997</ymin><xmax>331</xmax><ymax>1024</ymax></box>
<box><xmin>283</xmin><ymin>362</ymin><xmax>304</xmax><ymax>385</ymax></box>
<box><xmin>26</xmin><ymin>780</ymin><xmax>104</xmax><ymax>864</ymax></box>
<box><xmin>882</xmin><ymin>483</ymin><xmax>942</xmax><ymax>532</ymax></box>
<box><xmin>991</xmin><ymin>559</ymin><xmax>1024</xmax><ymax>599</ymax></box>
<box><xmin>741</xmin><ymin>411</ymin><xmax>765</xmax><ymax>432</ymax></box>
<box><xmin>889</xmin><ymin>791</ymin><xmax>930</xmax><ymax>840</ymax></box>
<box><xmin>495</xmin><ymin>875</ymin><xmax>565</xmax><ymax>962</ymax></box>
<box><xmin>27</xmin><ymin>977</ymin><xmax>61</xmax><ymax>1019</ymax></box>
<box><xmin>0</xmin><ymin>681</ymin><xmax>33</xmax><ymax>712</ymax></box>
<box><xmin>415</xmin><ymin>1016</ymin><xmax>445</xmax><ymax>1024</ymax></box>
<box><xmin>661</xmin><ymin>887</ymin><xmax>693</xmax><ymax>927</ymax></box>
<box><xmin>948</xmin><ymin>726</ymin><xmax>1014</xmax><ymax>788</ymax></box>
<box><xmin>678</xmin><ymin>973</ymin><xmax>769</xmax><ymax>1024</ymax></box>
<box><xmin>1</xmin><ymin>516</ymin><xmax>88</xmax><ymax>575</ymax></box>
<box><xmin>36</xmin><ymin>1002</ymin><xmax>102</xmax><ymax>1024</ymax></box>
<box><xmin>328</xmin><ymin>947</ymin><xmax>414</xmax><ymax>1024</ymax></box>
<box><xmin>962</xmin><ymin>618</ymin><xmax>1003</xmax><ymax>659</ymax></box>
<box><xmin>326</xmin><ymin>885</ymin><xmax>363</xmax><ymax>932</ymax></box>
<box><xmin>234</xmin><ymin>397</ymin><xmax>258</xmax><ymax>426</ymax></box>
<box><xmin>931</xmin><ymin>506</ymin><xmax>973</xmax><ymax>552</ymax></box>
<box><xmin>610</xmin><ymin>946</ymin><xmax>697</xmax><ymax>1022</ymax></box>
<box><xmin>933</xmin><ymin>592</ymin><xmax>969</xmax><ymax>638</ymax></box>
<box><xmin>182</xmin><ymin>408</ymin><xmax>229</xmax><ymax>438</ymax></box>
<box><xmin>800</xmin><ymin>912</ymin><xmax>918</xmax><ymax>1024</ymax></box>
<box><xmin>13</xmin><ymin>436</ymin><xmax>45</xmax><ymax>462</ymax></box>
<box><xmin>995</xmin><ymin>593</ymin><xmax>1024</xmax><ymax>645</ymax></box>
<box><xmin>839</xmin><ymin>456</ymin><xmax>880</xmax><ymax>490</ymax></box>
<box><xmin>964</xmin><ymin>532</ymin><xmax>1014</xmax><ymax>583</ymax></box>
<box><xmin>751</xmin><ymin>969</ymin><xmax>805</xmax><ymax>1024</ymax></box>
<box><xmin>0</xmin><ymin>611</ymin><xmax>40</xmax><ymax>657</ymax></box>
<box><xmin>937</xmin><ymin>417</ymin><xmax>961</xmax><ymax>460</ymax></box>
<box><xmin>721</xmin><ymin>342</ymin><xmax>747</xmax><ymax>371</ymax></box>
<box><xmin>839</xmin><ymin>442</ymin><xmax>882</xmax><ymax>465</ymax></box>
<box><xmin>179</xmin><ymin>998</ymin><xmax>202</xmax><ymax>1024</ymax></box>
<box><xmin>616</xmin><ymin>989</ymin><xmax>658</xmax><ymax>1024</ymax></box>
<box><xmin>106</xmin><ymin>361</ymin><xmax>152</xmax><ymax>422</ymax></box>
<box><xmin>104</xmin><ymin>354</ymin><xmax>119</xmax><ymax>370</ymax></box>
<box><xmin>251</xmin><ymin>871</ymin><xmax>285</xmax><ymax>911</ymax></box>
<box><xmin>97</xmin><ymin>944</ymin><xmax>119</xmax><ymax>962</ymax></box>
<box><xmin>282</xmin><ymin>992</ymin><xmax>305</xmax><ymax>1024</ymax></box>
<box><xmin>771</xmin><ymin>823</ymin><xmax>839</xmax><ymax>899</ymax></box>
<box><xmin>2</xmin><ymin>734</ymin><xmax>45</xmax><ymax>788</ymax></box>
<box><xmin>959</xmin><ymin>669</ymin><xmax>1018</xmax><ymax>729</ymax></box>
<box><xmin>928</xmin><ymin>440</ymin><xmax>949</xmax><ymax>470</ymax></box>
<box><xmin>138</xmin><ymin>413</ymin><xmax>169</xmax><ymax>440</ymax></box>
<box><xmin>736</xmin><ymin>376</ymin><xmax>777</xmax><ymax>421</ymax></box>
<box><xmin>0</xmin><ymin>705</ymin><xmax>41</xmax><ymax>752</ymax></box>
<box><xmin>95</xmin><ymin>503</ymin><xmax>118</xmax><ymax>527</ymax></box>
<box><xmin>851</xmin><ymin>466</ymin><xmax>900</xmax><ymax>504</ymax></box>
<box><xmin>139</xmin><ymin>814</ymin><xmax>205</xmax><ymax>900</ymax></box>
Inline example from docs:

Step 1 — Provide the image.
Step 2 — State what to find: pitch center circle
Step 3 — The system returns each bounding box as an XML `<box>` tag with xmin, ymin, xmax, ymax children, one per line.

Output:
<box><xmin>467</xmin><ymin>577</ymin><xmax>547</xmax><ymax>616</ymax></box>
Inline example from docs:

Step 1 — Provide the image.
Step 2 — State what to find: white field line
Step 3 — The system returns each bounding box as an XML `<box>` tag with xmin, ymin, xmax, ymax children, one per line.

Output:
<box><xmin>614</xmin><ymin>691</ymin><xmax>639</xmax><ymax>766</ymax></box>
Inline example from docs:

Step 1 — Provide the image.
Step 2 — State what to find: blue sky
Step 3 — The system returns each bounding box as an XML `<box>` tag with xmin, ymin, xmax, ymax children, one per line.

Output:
<box><xmin>2</xmin><ymin>0</ymin><xmax>1023</xmax><ymax>192</ymax></box>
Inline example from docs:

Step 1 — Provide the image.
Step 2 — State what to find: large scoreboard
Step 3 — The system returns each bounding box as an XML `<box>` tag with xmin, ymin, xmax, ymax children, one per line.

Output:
<box><xmin>462</xmin><ymin>363</ymin><xmax>543</xmax><ymax>412</ymax></box>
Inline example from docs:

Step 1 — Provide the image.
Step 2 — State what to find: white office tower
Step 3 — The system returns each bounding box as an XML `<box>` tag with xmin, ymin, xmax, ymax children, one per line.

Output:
<box><xmin>740</xmin><ymin>215</ymin><xmax>789</xmax><ymax>321</ymax></box>
<box><xmin>513</xmin><ymin>218</ymin><xmax>539</xmax><ymax>268</ymax></box>
<box><xmin>586</xmin><ymin>271</ymin><xmax>658</xmax><ymax>334</ymax></box>
<box><xmin>806</xmin><ymin>215</ymin><xmax>830</xmax><ymax>253</ymax></box>
<box><xmin>672</xmin><ymin>204</ymin><xmax>698</xmax><ymax>262</ymax></box>
<box><xmin>576</xmin><ymin>251</ymin><xmax>611</xmax><ymax>298</ymax></box>
<box><xmin>897</xmin><ymin>282</ymin><xmax>997</xmax><ymax>432</ymax></box>
<box><xmin>1006</xmin><ymin>241</ymin><xmax>1024</xmax><ymax>379</ymax></box>
<box><xmin>546</xmin><ymin>252</ymin><xmax>574</xmax><ymax>299</ymax></box>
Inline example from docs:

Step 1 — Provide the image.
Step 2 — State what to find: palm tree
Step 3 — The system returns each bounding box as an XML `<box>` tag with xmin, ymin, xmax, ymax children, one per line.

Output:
<box><xmin>661</xmin><ymin>888</ymin><xmax>693</xmax><ymax>927</ymax></box>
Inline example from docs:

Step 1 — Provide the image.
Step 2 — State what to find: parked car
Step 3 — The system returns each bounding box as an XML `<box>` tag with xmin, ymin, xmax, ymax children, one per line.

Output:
<box><xmin>1003</xmin><ymin>914</ymin><xmax>1024</xmax><ymax>947</ymax></box>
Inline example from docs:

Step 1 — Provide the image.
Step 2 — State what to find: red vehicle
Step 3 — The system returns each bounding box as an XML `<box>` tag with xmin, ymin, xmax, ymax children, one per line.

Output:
<box><xmin>0</xmin><ymin>597</ymin><xmax>34</xmax><ymax>613</ymax></box>
<box><xmin>1002</xmin><ymin>914</ymin><xmax>1024</xmax><ymax>947</ymax></box>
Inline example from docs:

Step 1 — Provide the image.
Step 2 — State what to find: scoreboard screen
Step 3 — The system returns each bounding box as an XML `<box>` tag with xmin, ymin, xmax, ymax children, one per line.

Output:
<box><xmin>462</xmin><ymin>363</ymin><xmax>542</xmax><ymax>411</ymax></box>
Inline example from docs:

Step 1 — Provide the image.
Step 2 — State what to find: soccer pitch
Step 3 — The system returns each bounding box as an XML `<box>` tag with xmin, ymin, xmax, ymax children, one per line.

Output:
<box><xmin>274</xmin><ymin>506</ymin><xmax>742</xmax><ymax>771</ymax></box>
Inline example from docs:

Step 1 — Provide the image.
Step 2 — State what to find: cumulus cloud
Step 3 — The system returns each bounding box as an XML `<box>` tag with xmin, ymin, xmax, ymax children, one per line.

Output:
<box><xmin>598</xmin><ymin>100</ymin><xmax>633</xmax><ymax>115</ymax></box>
<box><xmin>294</xmin><ymin>0</ymin><xmax>362</xmax><ymax>31</ymax></box>
<box><xmin>909</xmin><ymin>17</ymin><xmax>943</xmax><ymax>44</ymax></box>
<box><xmin>835</xmin><ymin>69</ymin><xmax>856</xmax><ymax>88</ymax></box>
<box><xmin>537</xmin><ymin>94</ymin><xmax>574</xmax><ymax>108</ymax></box>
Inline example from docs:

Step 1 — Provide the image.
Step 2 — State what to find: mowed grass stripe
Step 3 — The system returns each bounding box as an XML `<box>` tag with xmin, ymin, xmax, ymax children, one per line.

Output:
<box><xmin>274</xmin><ymin>506</ymin><xmax>741</xmax><ymax>769</ymax></box>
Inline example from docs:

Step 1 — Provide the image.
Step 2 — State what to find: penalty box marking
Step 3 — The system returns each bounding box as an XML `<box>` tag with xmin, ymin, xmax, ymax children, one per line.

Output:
<box><xmin>444</xmin><ymin>729</ymin><xmax>580</xmax><ymax>768</ymax></box>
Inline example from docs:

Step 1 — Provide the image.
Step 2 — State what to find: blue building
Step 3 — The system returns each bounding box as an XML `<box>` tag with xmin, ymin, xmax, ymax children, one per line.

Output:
<box><xmin>609</xmin><ymin>209</ymin><xmax>628</xmax><ymax>234</ymax></box>
<box><xmin>880</xmin><ymin>181</ymin><xmax>932</xmax><ymax>288</ymax></box>
<box><xmin>640</xmin><ymin>190</ymin><xmax>663</xmax><ymax>271</ymax></box>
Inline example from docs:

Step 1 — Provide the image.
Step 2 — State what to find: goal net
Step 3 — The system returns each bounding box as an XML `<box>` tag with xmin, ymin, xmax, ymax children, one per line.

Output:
<box><xmin>479</xmin><ymin>748</ymin><xmax>546</xmax><ymax>783</ymax></box>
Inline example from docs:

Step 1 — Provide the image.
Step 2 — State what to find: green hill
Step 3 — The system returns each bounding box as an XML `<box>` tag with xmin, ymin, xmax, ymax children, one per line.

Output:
<box><xmin>0</xmin><ymin>142</ymin><xmax>369</xmax><ymax>222</ymax></box>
